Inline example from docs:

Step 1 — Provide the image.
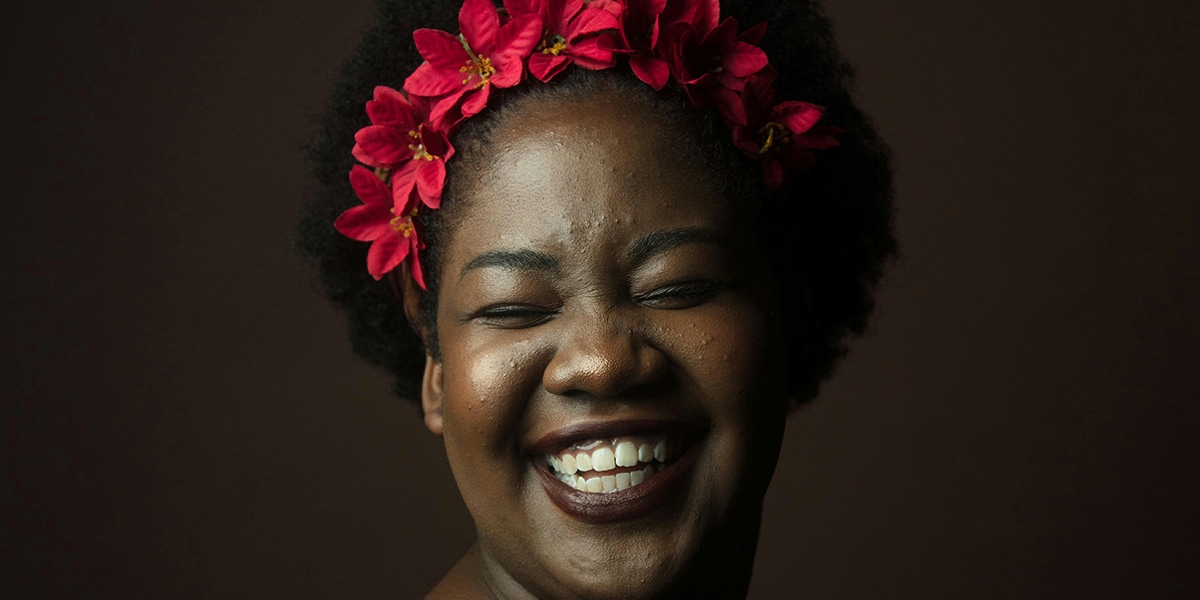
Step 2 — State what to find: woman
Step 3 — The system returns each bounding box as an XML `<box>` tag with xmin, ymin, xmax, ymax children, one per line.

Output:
<box><xmin>298</xmin><ymin>0</ymin><xmax>895</xmax><ymax>597</ymax></box>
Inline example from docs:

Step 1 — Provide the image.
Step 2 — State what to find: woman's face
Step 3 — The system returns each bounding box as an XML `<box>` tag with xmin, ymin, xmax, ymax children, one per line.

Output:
<box><xmin>421</xmin><ymin>90</ymin><xmax>789</xmax><ymax>598</ymax></box>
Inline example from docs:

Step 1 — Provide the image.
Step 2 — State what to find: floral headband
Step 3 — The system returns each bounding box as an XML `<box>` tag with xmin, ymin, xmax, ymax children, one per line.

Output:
<box><xmin>335</xmin><ymin>0</ymin><xmax>842</xmax><ymax>287</ymax></box>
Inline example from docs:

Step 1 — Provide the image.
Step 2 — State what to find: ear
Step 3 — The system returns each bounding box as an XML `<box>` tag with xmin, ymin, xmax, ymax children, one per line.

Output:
<box><xmin>421</xmin><ymin>355</ymin><xmax>445</xmax><ymax>435</ymax></box>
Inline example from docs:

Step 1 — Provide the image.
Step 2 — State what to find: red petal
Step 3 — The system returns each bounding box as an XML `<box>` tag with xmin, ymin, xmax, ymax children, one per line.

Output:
<box><xmin>571</xmin><ymin>5</ymin><xmax>619</xmax><ymax>37</ymax></box>
<box><xmin>680</xmin><ymin>73</ymin><xmax>712</xmax><ymax>107</ymax></box>
<box><xmin>428</xmin><ymin>90</ymin><xmax>469</xmax><ymax>131</ymax></box>
<box><xmin>705</xmin><ymin>16</ymin><xmax>738</xmax><ymax>46</ymax></box>
<box><xmin>503</xmin><ymin>0</ymin><xmax>537</xmax><ymax>18</ymax></box>
<box><xmin>723</xmin><ymin>41</ymin><xmax>768</xmax><ymax>77</ymax></box>
<box><xmin>408</xmin><ymin>244</ymin><xmax>427</xmax><ymax>290</ymax></box>
<box><xmin>413</xmin><ymin>29</ymin><xmax>469</xmax><ymax>71</ymax></box>
<box><xmin>709</xmin><ymin>85</ymin><xmax>747</xmax><ymax>125</ymax></box>
<box><xmin>737</xmin><ymin>21</ymin><xmax>767</xmax><ymax>45</ymax></box>
<box><xmin>389</xmin><ymin>160</ymin><xmax>421</xmax><ymax>213</ymax></box>
<box><xmin>693</xmin><ymin>0</ymin><xmax>720</xmax><ymax>35</ymax></box>
<box><xmin>530</xmin><ymin>53</ymin><xmax>571</xmax><ymax>82</ymax></box>
<box><xmin>491</xmin><ymin>14</ymin><xmax>543</xmax><ymax>86</ymax></box>
<box><xmin>415</xmin><ymin>160</ymin><xmax>446</xmax><ymax>209</ymax></box>
<box><xmin>404</xmin><ymin>62</ymin><xmax>463</xmax><ymax>97</ymax></box>
<box><xmin>355</xmin><ymin>125</ymin><xmax>413</xmax><ymax>166</ymax></box>
<box><xmin>713</xmin><ymin>70</ymin><xmax>749</xmax><ymax>92</ymax></box>
<box><xmin>562</xmin><ymin>0</ymin><xmax>585</xmax><ymax>24</ymax></box>
<box><xmin>589</xmin><ymin>0</ymin><xmax>627</xmax><ymax>18</ymax></box>
<box><xmin>761</xmin><ymin>159</ymin><xmax>783</xmax><ymax>192</ymax></box>
<box><xmin>351</xmin><ymin>143</ymin><xmax>381</xmax><ymax>169</ymax></box>
<box><xmin>335</xmin><ymin>204</ymin><xmax>392</xmax><ymax>242</ymax></box>
<box><xmin>460</xmin><ymin>0</ymin><xmax>500</xmax><ymax>51</ymax></box>
<box><xmin>740</xmin><ymin>76</ymin><xmax>775</xmax><ymax>126</ymax></box>
<box><xmin>366</xmin><ymin>86</ymin><xmax>419</xmax><ymax>128</ymax></box>
<box><xmin>730</xmin><ymin>124</ymin><xmax>758</xmax><ymax>154</ymax></box>
<box><xmin>753</xmin><ymin>63</ymin><xmax>778</xmax><ymax>84</ymax></box>
<box><xmin>348</xmin><ymin>165</ymin><xmax>391</xmax><ymax>206</ymax></box>
<box><xmin>366</xmin><ymin>230</ymin><xmax>411</xmax><ymax>280</ymax></box>
<box><xmin>460</xmin><ymin>85</ymin><xmax>492</xmax><ymax>120</ymax></box>
<box><xmin>569</xmin><ymin>39</ymin><xmax>617</xmax><ymax>69</ymax></box>
<box><xmin>772</xmin><ymin>101</ymin><xmax>825</xmax><ymax>134</ymax></box>
<box><xmin>630</xmin><ymin>55</ymin><xmax>669</xmax><ymax>89</ymax></box>
<box><xmin>420</xmin><ymin>128</ymin><xmax>454</xmax><ymax>159</ymax></box>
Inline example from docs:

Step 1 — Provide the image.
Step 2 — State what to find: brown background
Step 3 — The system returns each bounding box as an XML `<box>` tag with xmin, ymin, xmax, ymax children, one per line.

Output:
<box><xmin>4</xmin><ymin>0</ymin><xmax>1197</xmax><ymax>597</ymax></box>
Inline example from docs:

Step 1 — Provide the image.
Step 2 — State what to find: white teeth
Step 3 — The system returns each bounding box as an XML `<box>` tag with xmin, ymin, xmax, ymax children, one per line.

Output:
<box><xmin>576</xmin><ymin>453</ymin><xmax>593</xmax><ymax>472</ymax></box>
<box><xmin>547</xmin><ymin>435</ymin><xmax>681</xmax><ymax>493</ymax></box>
<box><xmin>615</xmin><ymin>441</ymin><xmax>638</xmax><ymax>467</ymax></box>
<box><xmin>637</xmin><ymin>443</ymin><xmax>653</xmax><ymax>463</ymax></box>
<box><xmin>592</xmin><ymin>447</ymin><xmax>616</xmax><ymax>472</ymax></box>
<box><xmin>615</xmin><ymin>472</ymin><xmax>631</xmax><ymax>490</ymax></box>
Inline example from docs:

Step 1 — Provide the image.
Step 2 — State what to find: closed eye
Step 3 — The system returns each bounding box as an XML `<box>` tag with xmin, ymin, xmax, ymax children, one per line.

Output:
<box><xmin>633</xmin><ymin>281</ymin><xmax>722</xmax><ymax>309</ymax></box>
<box><xmin>467</xmin><ymin>304</ymin><xmax>559</xmax><ymax>329</ymax></box>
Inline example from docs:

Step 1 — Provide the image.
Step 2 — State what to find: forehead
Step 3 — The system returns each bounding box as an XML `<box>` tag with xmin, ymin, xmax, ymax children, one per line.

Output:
<box><xmin>442</xmin><ymin>97</ymin><xmax>729</xmax><ymax>272</ymax></box>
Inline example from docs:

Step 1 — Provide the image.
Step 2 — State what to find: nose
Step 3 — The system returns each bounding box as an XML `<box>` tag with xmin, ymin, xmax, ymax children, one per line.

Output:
<box><xmin>542</xmin><ymin>309</ymin><xmax>670</xmax><ymax>399</ymax></box>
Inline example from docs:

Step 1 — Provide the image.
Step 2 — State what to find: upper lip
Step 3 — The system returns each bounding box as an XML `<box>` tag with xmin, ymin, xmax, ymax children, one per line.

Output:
<box><xmin>528</xmin><ymin>418</ymin><xmax>705</xmax><ymax>456</ymax></box>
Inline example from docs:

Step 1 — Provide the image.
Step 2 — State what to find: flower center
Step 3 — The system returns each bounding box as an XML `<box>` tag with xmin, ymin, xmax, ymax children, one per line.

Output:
<box><xmin>537</xmin><ymin>33</ymin><xmax>568</xmax><ymax>56</ymax></box>
<box><xmin>758</xmin><ymin>122</ymin><xmax>790</xmax><ymax>155</ymax></box>
<box><xmin>407</xmin><ymin>126</ymin><xmax>441</xmax><ymax>161</ymax></box>
<box><xmin>456</xmin><ymin>35</ymin><xmax>495</xmax><ymax>89</ymax></box>
<box><xmin>389</xmin><ymin>209</ymin><xmax>416</xmax><ymax>236</ymax></box>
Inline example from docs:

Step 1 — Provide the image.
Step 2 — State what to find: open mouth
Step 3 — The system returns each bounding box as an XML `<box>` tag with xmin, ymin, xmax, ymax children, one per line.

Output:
<box><xmin>544</xmin><ymin>435</ymin><xmax>680</xmax><ymax>493</ymax></box>
<box><xmin>530</xmin><ymin>420</ymin><xmax>704</xmax><ymax>523</ymax></box>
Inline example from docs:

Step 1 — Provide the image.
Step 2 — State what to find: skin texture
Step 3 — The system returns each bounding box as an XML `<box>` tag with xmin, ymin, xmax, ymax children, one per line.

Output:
<box><xmin>416</xmin><ymin>89</ymin><xmax>790</xmax><ymax>599</ymax></box>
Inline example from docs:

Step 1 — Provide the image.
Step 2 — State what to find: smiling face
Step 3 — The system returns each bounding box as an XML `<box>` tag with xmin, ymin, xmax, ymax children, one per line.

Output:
<box><xmin>419</xmin><ymin>85</ymin><xmax>790</xmax><ymax>599</ymax></box>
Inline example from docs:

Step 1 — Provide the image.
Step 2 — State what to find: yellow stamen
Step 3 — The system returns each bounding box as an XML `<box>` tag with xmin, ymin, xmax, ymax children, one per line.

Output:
<box><xmin>405</xmin><ymin>124</ymin><xmax>441</xmax><ymax>161</ymax></box>
<box><xmin>457</xmin><ymin>34</ymin><xmax>495</xmax><ymax>89</ymax></box>
<box><xmin>537</xmin><ymin>33</ymin><xmax>568</xmax><ymax>56</ymax></box>
<box><xmin>389</xmin><ymin>209</ymin><xmax>415</xmax><ymax>237</ymax></box>
<box><xmin>409</xmin><ymin>142</ymin><xmax>440</xmax><ymax>161</ymax></box>
<box><xmin>758</xmin><ymin>122</ymin><xmax>790</xmax><ymax>155</ymax></box>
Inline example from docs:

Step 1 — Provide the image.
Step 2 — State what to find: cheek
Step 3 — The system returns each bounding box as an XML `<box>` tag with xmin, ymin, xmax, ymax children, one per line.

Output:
<box><xmin>662</xmin><ymin>300</ymin><xmax>775</xmax><ymax>407</ymax></box>
<box><xmin>658</xmin><ymin>300</ymin><xmax>785</xmax><ymax>500</ymax></box>
<box><xmin>439</xmin><ymin>333</ymin><xmax>547</xmax><ymax>458</ymax></box>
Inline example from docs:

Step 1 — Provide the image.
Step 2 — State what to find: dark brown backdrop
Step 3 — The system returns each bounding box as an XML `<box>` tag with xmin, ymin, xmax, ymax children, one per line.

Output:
<box><xmin>4</xmin><ymin>0</ymin><xmax>1197</xmax><ymax>597</ymax></box>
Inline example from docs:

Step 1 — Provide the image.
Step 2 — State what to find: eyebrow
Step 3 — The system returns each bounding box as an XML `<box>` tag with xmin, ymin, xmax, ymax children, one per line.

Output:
<box><xmin>627</xmin><ymin>227</ymin><xmax>723</xmax><ymax>267</ymax></box>
<box><xmin>460</xmin><ymin>249</ymin><xmax>560</xmax><ymax>279</ymax></box>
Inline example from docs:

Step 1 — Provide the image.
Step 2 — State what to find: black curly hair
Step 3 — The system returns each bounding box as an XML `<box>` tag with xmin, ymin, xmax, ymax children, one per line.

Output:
<box><xmin>297</xmin><ymin>0</ymin><xmax>897</xmax><ymax>407</ymax></box>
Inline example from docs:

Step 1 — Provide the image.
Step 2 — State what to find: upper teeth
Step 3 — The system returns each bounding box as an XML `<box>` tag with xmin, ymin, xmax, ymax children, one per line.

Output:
<box><xmin>545</xmin><ymin>436</ymin><xmax>677</xmax><ymax>494</ymax></box>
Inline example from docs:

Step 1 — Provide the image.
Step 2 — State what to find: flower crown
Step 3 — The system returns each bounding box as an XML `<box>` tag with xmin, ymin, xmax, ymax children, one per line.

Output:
<box><xmin>335</xmin><ymin>0</ymin><xmax>842</xmax><ymax>288</ymax></box>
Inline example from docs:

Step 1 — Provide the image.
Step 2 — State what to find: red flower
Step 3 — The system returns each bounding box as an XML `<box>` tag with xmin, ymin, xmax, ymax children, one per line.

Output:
<box><xmin>619</xmin><ymin>0</ymin><xmax>715</xmax><ymax>90</ymax></box>
<box><xmin>667</xmin><ymin>5</ymin><xmax>769</xmax><ymax>125</ymax></box>
<box><xmin>618</xmin><ymin>0</ymin><xmax>668</xmax><ymax>89</ymax></box>
<box><xmin>403</xmin><ymin>0</ymin><xmax>542</xmax><ymax>130</ymax></box>
<box><xmin>504</xmin><ymin>0</ymin><xmax>622</xmax><ymax>82</ymax></box>
<box><xmin>732</xmin><ymin>77</ymin><xmax>841</xmax><ymax>191</ymax></box>
<box><xmin>352</xmin><ymin>86</ymin><xmax>455</xmax><ymax>210</ymax></box>
<box><xmin>335</xmin><ymin>165</ymin><xmax>428</xmax><ymax>286</ymax></box>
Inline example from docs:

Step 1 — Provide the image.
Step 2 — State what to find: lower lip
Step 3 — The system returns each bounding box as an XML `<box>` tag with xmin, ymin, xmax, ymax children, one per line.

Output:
<box><xmin>534</xmin><ymin>442</ymin><xmax>702</xmax><ymax>523</ymax></box>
